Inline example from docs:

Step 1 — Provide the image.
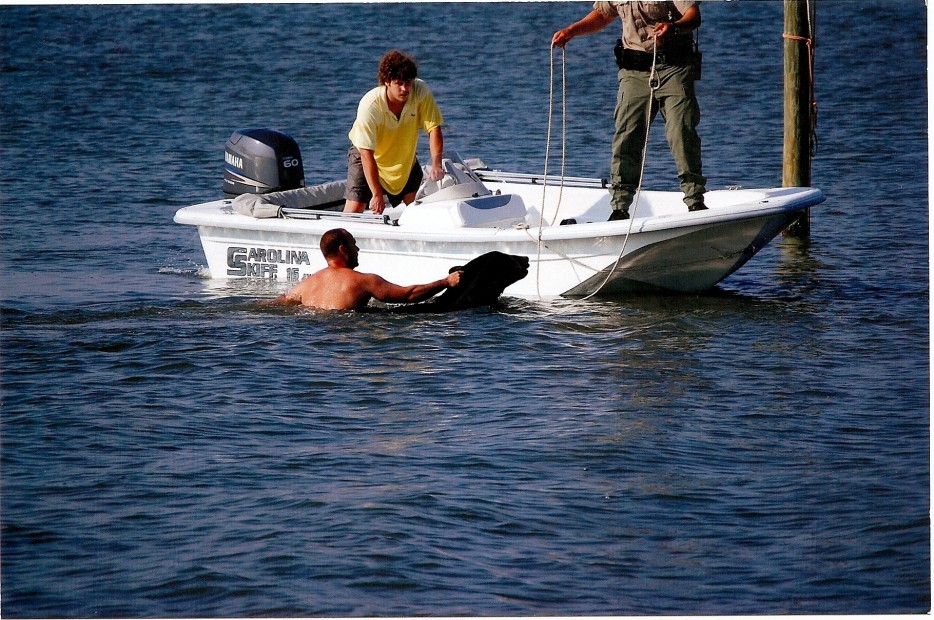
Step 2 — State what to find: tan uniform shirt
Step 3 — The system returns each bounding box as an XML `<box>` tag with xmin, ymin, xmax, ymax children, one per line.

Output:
<box><xmin>594</xmin><ymin>1</ymin><xmax>698</xmax><ymax>52</ymax></box>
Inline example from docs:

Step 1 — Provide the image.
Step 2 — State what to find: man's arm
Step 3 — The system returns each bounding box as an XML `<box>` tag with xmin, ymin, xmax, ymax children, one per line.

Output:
<box><xmin>552</xmin><ymin>9</ymin><xmax>616</xmax><ymax>48</ymax></box>
<box><xmin>654</xmin><ymin>5</ymin><xmax>701</xmax><ymax>41</ymax></box>
<box><xmin>364</xmin><ymin>270</ymin><xmax>461</xmax><ymax>305</ymax></box>
<box><xmin>268</xmin><ymin>277</ymin><xmax>310</xmax><ymax>306</ymax></box>
<box><xmin>270</xmin><ymin>293</ymin><xmax>302</xmax><ymax>306</ymax></box>
<box><xmin>428</xmin><ymin>127</ymin><xmax>444</xmax><ymax>182</ymax></box>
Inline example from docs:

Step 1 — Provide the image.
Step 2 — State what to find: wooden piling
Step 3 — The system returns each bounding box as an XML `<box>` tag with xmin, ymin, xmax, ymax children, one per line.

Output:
<box><xmin>782</xmin><ymin>0</ymin><xmax>814</xmax><ymax>237</ymax></box>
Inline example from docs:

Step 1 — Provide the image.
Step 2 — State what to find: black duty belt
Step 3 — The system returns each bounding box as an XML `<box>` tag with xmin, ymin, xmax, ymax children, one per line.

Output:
<box><xmin>614</xmin><ymin>38</ymin><xmax>695</xmax><ymax>71</ymax></box>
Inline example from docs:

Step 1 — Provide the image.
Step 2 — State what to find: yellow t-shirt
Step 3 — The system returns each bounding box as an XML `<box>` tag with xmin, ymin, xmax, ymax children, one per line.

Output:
<box><xmin>348</xmin><ymin>78</ymin><xmax>444</xmax><ymax>195</ymax></box>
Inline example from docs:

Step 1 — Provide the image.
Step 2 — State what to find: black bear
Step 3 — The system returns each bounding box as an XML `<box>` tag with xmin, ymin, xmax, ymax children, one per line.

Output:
<box><xmin>395</xmin><ymin>251</ymin><xmax>530</xmax><ymax>313</ymax></box>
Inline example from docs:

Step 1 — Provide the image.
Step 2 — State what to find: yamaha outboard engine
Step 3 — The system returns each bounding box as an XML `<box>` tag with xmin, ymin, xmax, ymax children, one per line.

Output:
<box><xmin>223</xmin><ymin>128</ymin><xmax>304</xmax><ymax>195</ymax></box>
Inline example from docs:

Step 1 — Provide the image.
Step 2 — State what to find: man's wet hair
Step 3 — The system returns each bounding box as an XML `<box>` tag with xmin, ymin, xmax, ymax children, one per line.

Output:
<box><xmin>320</xmin><ymin>228</ymin><xmax>352</xmax><ymax>258</ymax></box>
<box><xmin>378</xmin><ymin>50</ymin><xmax>418</xmax><ymax>85</ymax></box>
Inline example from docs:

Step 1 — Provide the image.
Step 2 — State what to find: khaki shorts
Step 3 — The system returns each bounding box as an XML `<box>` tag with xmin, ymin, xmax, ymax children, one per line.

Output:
<box><xmin>343</xmin><ymin>146</ymin><xmax>424</xmax><ymax>207</ymax></box>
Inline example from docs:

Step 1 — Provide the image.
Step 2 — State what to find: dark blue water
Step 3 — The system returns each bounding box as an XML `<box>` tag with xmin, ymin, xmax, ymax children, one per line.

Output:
<box><xmin>1</xmin><ymin>2</ymin><xmax>929</xmax><ymax>616</ymax></box>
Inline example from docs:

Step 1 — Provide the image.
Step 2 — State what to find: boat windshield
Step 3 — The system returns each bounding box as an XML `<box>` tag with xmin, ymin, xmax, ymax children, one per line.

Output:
<box><xmin>443</xmin><ymin>150</ymin><xmax>483</xmax><ymax>184</ymax></box>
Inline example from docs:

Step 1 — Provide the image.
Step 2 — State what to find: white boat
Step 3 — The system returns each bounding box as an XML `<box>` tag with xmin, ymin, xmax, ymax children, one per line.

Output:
<box><xmin>174</xmin><ymin>131</ymin><xmax>825</xmax><ymax>299</ymax></box>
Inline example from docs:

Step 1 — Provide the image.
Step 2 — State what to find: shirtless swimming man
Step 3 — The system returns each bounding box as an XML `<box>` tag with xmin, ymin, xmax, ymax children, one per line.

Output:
<box><xmin>274</xmin><ymin>228</ymin><xmax>461</xmax><ymax>311</ymax></box>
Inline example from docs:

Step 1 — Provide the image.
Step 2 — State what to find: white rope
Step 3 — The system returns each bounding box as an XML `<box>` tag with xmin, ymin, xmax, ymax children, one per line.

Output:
<box><xmin>536</xmin><ymin>45</ymin><xmax>568</xmax><ymax>298</ymax></box>
<box><xmin>580</xmin><ymin>37</ymin><xmax>660</xmax><ymax>300</ymax></box>
<box><xmin>534</xmin><ymin>40</ymin><xmax>660</xmax><ymax>300</ymax></box>
<box><xmin>558</xmin><ymin>48</ymin><xmax>567</xmax><ymax>217</ymax></box>
<box><xmin>521</xmin><ymin>226</ymin><xmax>596</xmax><ymax>271</ymax></box>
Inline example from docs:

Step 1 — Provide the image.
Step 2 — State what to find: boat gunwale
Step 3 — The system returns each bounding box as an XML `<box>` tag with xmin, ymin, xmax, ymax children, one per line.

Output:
<box><xmin>173</xmin><ymin>186</ymin><xmax>824</xmax><ymax>244</ymax></box>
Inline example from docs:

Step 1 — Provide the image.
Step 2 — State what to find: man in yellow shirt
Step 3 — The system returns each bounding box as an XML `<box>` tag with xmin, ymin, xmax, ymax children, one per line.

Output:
<box><xmin>344</xmin><ymin>50</ymin><xmax>445</xmax><ymax>215</ymax></box>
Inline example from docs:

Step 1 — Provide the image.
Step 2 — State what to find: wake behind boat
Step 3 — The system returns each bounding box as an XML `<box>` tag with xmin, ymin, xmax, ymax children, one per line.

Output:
<box><xmin>174</xmin><ymin>128</ymin><xmax>825</xmax><ymax>298</ymax></box>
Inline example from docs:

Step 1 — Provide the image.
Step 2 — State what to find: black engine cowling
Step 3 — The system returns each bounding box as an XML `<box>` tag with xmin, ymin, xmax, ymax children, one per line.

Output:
<box><xmin>223</xmin><ymin>128</ymin><xmax>304</xmax><ymax>196</ymax></box>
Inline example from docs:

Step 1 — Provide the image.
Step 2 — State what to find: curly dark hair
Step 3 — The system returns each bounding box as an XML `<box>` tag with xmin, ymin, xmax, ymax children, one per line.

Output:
<box><xmin>377</xmin><ymin>50</ymin><xmax>418</xmax><ymax>85</ymax></box>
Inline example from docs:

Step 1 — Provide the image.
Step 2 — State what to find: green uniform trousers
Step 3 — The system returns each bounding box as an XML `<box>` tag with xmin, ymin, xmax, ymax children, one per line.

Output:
<box><xmin>611</xmin><ymin>62</ymin><xmax>706</xmax><ymax>212</ymax></box>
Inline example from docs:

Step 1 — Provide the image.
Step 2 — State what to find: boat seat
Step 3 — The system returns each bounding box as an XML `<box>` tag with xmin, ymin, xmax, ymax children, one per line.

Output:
<box><xmin>398</xmin><ymin>192</ymin><xmax>527</xmax><ymax>230</ymax></box>
<box><xmin>232</xmin><ymin>181</ymin><xmax>346</xmax><ymax>218</ymax></box>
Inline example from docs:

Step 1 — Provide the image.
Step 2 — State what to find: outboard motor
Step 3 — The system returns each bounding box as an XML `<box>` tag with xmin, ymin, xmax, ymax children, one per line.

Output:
<box><xmin>223</xmin><ymin>128</ymin><xmax>304</xmax><ymax>195</ymax></box>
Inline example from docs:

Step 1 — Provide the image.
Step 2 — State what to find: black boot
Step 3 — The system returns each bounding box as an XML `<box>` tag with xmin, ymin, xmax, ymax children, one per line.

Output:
<box><xmin>608</xmin><ymin>209</ymin><xmax>630</xmax><ymax>221</ymax></box>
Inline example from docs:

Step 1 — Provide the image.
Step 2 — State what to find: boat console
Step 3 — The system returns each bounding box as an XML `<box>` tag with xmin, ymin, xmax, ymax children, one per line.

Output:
<box><xmin>383</xmin><ymin>156</ymin><xmax>529</xmax><ymax>229</ymax></box>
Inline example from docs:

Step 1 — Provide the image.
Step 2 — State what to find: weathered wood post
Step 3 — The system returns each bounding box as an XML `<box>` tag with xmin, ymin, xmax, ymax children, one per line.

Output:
<box><xmin>782</xmin><ymin>0</ymin><xmax>814</xmax><ymax>237</ymax></box>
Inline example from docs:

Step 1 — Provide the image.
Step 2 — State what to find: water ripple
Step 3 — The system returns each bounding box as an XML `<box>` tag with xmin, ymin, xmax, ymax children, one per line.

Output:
<box><xmin>2</xmin><ymin>1</ymin><xmax>929</xmax><ymax>616</ymax></box>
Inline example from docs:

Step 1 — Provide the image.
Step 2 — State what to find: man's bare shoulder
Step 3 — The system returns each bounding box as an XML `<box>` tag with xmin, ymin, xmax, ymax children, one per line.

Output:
<box><xmin>308</xmin><ymin>267</ymin><xmax>377</xmax><ymax>310</ymax></box>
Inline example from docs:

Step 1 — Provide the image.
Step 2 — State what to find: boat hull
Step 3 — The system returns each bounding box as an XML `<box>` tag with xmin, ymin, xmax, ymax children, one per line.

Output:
<box><xmin>174</xmin><ymin>184</ymin><xmax>824</xmax><ymax>298</ymax></box>
<box><xmin>566</xmin><ymin>210</ymin><xmax>798</xmax><ymax>295</ymax></box>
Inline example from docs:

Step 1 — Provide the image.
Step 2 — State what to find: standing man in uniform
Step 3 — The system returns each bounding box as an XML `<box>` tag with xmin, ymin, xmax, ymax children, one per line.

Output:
<box><xmin>552</xmin><ymin>2</ymin><xmax>707</xmax><ymax>220</ymax></box>
<box><xmin>344</xmin><ymin>50</ymin><xmax>445</xmax><ymax>215</ymax></box>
